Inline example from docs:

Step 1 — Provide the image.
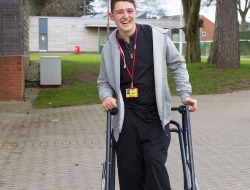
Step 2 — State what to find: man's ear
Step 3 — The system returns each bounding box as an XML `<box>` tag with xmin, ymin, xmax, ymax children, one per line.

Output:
<box><xmin>135</xmin><ymin>9</ymin><xmax>138</xmax><ymax>16</ymax></box>
<box><xmin>109</xmin><ymin>12</ymin><xmax>114</xmax><ymax>21</ymax></box>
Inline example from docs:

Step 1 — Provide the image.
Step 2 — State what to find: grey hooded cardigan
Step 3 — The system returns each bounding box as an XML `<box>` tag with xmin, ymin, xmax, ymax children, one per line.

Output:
<box><xmin>97</xmin><ymin>25</ymin><xmax>192</xmax><ymax>141</ymax></box>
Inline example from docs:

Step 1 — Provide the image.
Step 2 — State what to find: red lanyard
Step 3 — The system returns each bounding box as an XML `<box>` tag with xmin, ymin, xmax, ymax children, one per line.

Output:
<box><xmin>116</xmin><ymin>27</ymin><xmax>138</xmax><ymax>87</ymax></box>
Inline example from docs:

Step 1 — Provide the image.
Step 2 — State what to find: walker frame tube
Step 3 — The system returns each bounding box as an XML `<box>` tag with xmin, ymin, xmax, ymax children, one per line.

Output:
<box><xmin>102</xmin><ymin>106</ymin><xmax>199</xmax><ymax>190</ymax></box>
<box><xmin>171</xmin><ymin>105</ymin><xmax>199</xmax><ymax>190</ymax></box>
<box><xmin>102</xmin><ymin>109</ymin><xmax>117</xmax><ymax>190</ymax></box>
<box><xmin>170</xmin><ymin>119</ymin><xmax>190</xmax><ymax>190</ymax></box>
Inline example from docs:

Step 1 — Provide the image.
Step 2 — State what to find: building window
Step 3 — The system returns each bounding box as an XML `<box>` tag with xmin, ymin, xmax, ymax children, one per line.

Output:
<box><xmin>202</xmin><ymin>32</ymin><xmax>206</xmax><ymax>36</ymax></box>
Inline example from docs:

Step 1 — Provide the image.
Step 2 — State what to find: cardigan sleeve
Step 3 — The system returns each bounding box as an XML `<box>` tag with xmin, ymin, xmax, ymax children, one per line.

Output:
<box><xmin>97</xmin><ymin>50</ymin><xmax>115</xmax><ymax>101</ymax></box>
<box><xmin>165</xmin><ymin>36</ymin><xmax>192</xmax><ymax>102</ymax></box>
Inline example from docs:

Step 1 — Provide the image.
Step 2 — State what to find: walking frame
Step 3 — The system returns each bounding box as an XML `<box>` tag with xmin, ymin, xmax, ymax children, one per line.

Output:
<box><xmin>101</xmin><ymin>105</ymin><xmax>200</xmax><ymax>190</ymax></box>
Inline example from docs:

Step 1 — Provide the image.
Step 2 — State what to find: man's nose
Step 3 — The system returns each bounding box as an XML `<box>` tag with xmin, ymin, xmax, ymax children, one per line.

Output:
<box><xmin>123</xmin><ymin>12</ymin><xmax>129</xmax><ymax>18</ymax></box>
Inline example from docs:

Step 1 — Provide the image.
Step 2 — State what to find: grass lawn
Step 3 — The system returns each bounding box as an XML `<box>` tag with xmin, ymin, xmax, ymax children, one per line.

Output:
<box><xmin>30</xmin><ymin>53</ymin><xmax>250</xmax><ymax>108</ymax></box>
<box><xmin>31</xmin><ymin>53</ymin><xmax>101</xmax><ymax>108</ymax></box>
<box><xmin>168</xmin><ymin>58</ymin><xmax>250</xmax><ymax>95</ymax></box>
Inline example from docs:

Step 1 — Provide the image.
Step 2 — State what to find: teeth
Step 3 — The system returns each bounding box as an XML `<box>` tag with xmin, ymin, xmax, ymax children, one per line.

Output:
<box><xmin>122</xmin><ymin>21</ymin><xmax>130</xmax><ymax>24</ymax></box>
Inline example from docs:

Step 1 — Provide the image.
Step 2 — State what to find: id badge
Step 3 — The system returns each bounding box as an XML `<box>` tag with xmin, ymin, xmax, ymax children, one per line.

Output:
<box><xmin>126</xmin><ymin>87</ymin><xmax>138</xmax><ymax>98</ymax></box>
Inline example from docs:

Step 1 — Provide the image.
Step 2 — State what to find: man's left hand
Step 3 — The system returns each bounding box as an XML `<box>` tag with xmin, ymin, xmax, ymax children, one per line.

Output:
<box><xmin>182</xmin><ymin>97</ymin><xmax>197</xmax><ymax>112</ymax></box>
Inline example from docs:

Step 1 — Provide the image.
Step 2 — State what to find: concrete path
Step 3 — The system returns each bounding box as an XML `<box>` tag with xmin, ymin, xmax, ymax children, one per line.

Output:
<box><xmin>0</xmin><ymin>89</ymin><xmax>249</xmax><ymax>190</ymax></box>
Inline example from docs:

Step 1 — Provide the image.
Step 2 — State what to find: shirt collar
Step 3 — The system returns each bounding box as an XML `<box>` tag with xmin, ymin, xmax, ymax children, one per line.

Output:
<box><xmin>118</xmin><ymin>23</ymin><xmax>140</xmax><ymax>43</ymax></box>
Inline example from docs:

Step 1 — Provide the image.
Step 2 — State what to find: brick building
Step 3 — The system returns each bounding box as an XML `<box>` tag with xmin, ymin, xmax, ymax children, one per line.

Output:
<box><xmin>160</xmin><ymin>15</ymin><xmax>215</xmax><ymax>41</ymax></box>
<box><xmin>200</xmin><ymin>15</ymin><xmax>215</xmax><ymax>41</ymax></box>
<box><xmin>0</xmin><ymin>0</ymin><xmax>29</xmax><ymax>101</ymax></box>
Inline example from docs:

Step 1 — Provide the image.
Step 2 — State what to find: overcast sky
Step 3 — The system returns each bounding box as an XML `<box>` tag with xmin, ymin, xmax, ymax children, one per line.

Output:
<box><xmin>93</xmin><ymin>0</ymin><xmax>250</xmax><ymax>23</ymax></box>
<box><xmin>164</xmin><ymin>0</ymin><xmax>215</xmax><ymax>23</ymax></box>
<box><xmin>164</xmin><ymin>0</ymin><xmax>250</xmax><ymax>23</ymax></box>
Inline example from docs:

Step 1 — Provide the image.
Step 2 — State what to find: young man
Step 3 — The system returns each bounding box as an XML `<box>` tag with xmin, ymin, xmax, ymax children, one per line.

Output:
<box><xmin>97</xmin><ymin>0</ymin><xmax>197</xmax><ymax>189</ymax></box>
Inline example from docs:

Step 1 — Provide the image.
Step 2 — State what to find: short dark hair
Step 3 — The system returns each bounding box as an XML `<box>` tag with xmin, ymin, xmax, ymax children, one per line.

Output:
<box><xmin>110</xmin><ymin>0</ymin><xmax>136</xmax><ymax>13</ymax></box>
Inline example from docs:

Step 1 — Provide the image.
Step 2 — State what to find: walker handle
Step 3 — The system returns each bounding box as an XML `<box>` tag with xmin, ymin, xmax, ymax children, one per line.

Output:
<box><xmin>109</xmin><ymin>108</ymin><xmax>118</xmax><ymax>115</ymax></box>
<box><xmin>171</xmin><ymin>105</ymin><xmax>187</xmax><ymax>113</ymax></box>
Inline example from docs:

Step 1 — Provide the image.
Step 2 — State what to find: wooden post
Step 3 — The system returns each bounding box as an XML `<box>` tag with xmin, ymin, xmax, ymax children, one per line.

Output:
<box><xmin>84</xmin><ymin>0</ymin><xmax>87</xmax><ymax>15</ymax></box>
<box><xmin>107</xmin><ymin>0</ymin><xmax>110</xmax><ymax>40</ymax></box>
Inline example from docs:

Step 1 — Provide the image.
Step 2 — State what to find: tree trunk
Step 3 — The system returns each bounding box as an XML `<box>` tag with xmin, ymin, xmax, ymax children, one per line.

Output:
<box><xmin>240</xmin><ymin>16</ymin><xmax>247</xmax><ymax>31</ymax></box>
<box><xmin>208</xmin><ymin>0</ymin><xmax>240</xmax><ymax>68</ymax></box>
<box><xmin>182</xmin><ymin>0</ymin><xmax>201</xmax><ymax>63</ymax></box>
<box><xmin>237</xmin><ymin>0</ymin><xmax>250</xmax><ymax>31</ymax></box>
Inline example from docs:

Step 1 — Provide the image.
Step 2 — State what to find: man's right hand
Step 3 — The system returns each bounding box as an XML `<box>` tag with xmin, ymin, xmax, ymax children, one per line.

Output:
<box><xmin>102</xmin><ymin>97</ymin><xmax>117</xmax><ymax>111</ymax></box>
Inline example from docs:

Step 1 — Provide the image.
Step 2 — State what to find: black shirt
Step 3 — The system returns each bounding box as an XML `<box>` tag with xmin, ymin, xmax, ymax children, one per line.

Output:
<box><xmin>119</xmin><ymin>24</ymin><xmax>157</xmax><ymax>111</ymax></box>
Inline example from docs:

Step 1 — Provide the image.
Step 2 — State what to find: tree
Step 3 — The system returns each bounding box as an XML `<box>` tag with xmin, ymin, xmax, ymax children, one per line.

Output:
<box><xmin>237</xmin><ymin>0</ymin><xmax>250</xmax><ymax>30</ymax></box>
<box><xmin>134</xmin><ymin>0</ymin><xmax>168</xmax><ymax>17</ymax></box>
<box><xmin>29</xmin><ymin>0</ymin><xmax>95</xmax><ymax>16</ymax></box>
<box><xmin>93</xmin><ymin>0</ymin><xmax>168</xmax><ymax>17</ymax></box>
<box><xmin>182</xmin><ymin>0</ymin><xmax>202</xmax><ymax>63</ymax></box>
<box><xmin>202</xmin><ymin>0</ymin><xmax>250</xmax><ymax>31</ymax></box>
<box><xmin>29</xmin><ymin>0</ymin><xmax>50</xmax><ymax>16</ymax></box>
<box><xmin>207</xmin><ymin>0</ymin><xmax>240</xmax><ymax>68</ymax></box>
<box><xmin>201</xmin><ymin>0</ymin><xmax>215</xmax><ymax>7</ymax></box>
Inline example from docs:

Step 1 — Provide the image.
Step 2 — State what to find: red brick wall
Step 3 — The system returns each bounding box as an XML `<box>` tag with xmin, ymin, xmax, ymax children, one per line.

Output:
<box><xmin>0</xmin><ymin>56</ymin><xmax>29</xmax><ymax>101</ymax></box>
<box><xmin>200</xmin><ymin>16</ymin><xmax>215</xmax><ymax>41</ymax></box>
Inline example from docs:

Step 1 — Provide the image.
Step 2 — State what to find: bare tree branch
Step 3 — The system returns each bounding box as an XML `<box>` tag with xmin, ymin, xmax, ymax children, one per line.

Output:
<box><xmin>237</xmin><ymin>0</ymin><xmax>250</xmax><ymax>30</ymax></box>
<box><xmin>95</xmin><ymin>0</ymin><xmax>167</xmax><ymax>17</ymax></box>
<box><xmin>31</xmin><ymin>0</ymin><xmax>94</xmax><ymax>16</ymax></box>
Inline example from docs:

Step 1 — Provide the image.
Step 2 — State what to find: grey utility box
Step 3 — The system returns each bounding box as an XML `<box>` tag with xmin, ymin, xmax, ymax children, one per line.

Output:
<box><xmin>40</xmin><ymin>56</ymin><xmax>61</xmax><ymax>85</ymax></box>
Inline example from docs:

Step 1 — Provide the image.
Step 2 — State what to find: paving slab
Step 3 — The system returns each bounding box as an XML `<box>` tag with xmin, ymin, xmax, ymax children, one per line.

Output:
<box><xmin>0</xmin><ymin>90</ymin><xmax>249</xmax><ymax>190</ymax></box>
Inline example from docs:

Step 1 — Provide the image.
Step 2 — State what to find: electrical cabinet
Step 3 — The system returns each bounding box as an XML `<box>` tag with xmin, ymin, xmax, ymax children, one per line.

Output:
<box><xmin>40</xmin><ymin>56</ymin><xmax>61</xmax><ymax>85</ymax></box>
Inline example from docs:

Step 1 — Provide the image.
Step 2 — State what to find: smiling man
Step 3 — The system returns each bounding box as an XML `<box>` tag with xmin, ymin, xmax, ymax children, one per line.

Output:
<box><xmin>97</xmin><ymin>0</ymin><xmax>197</xmax><ymax>189</ymax></box>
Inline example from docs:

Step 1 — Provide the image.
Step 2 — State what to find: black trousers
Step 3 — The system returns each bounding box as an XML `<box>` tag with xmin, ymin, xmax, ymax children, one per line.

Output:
<box><xmin>116</xmin><ymin>108</ymin><xmax>171</xmax><ymax>190</ymax></box>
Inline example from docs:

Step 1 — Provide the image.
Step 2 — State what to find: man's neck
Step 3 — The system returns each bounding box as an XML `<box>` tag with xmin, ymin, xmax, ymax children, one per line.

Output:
<box><xmin>118</xmin><ymin>26</ymin><xmax>136</xmax><ymax>44</ymax></box>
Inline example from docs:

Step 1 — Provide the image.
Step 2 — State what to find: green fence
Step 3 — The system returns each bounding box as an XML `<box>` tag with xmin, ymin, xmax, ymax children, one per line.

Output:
<box><xmin>173</xmin><ymin>41</ymin><xmax>212</xmax><ymax>56</ymax></box>
<box><xmin>240</xmin><ymin>31</ymin><xmax>250</xmax><ymax>40</ymax></box>
<box><xmin>173</xmin><ymin>41</ymin><xmax>250</xmax><ymax>56</ymax></box>
<box><xmin>240</xmin><ymin>40</ymin><xmax>250</xmax><ymax>55</ymax></box>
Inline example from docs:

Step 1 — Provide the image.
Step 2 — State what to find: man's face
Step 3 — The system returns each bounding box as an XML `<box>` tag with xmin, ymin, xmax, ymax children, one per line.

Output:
<box><xmin>109</xmin><ymin>1</ymin><xmax>138</xmax><ymax>34</ymax></box>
